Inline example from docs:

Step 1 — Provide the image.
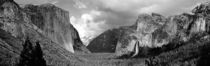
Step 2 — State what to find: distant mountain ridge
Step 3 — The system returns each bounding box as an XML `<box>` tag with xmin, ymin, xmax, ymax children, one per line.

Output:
<box><xmin>87</xmin><ymin>1</ymin><xmax>210</xmax><ymax>58</ymax></box>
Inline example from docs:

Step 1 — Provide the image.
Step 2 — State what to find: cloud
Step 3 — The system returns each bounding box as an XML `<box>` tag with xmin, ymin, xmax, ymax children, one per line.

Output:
<box><xmin>73</xmin><ymin>0</ymin><xmax>209</xmax><ymax>45</ymax></box>
<box><xmin>70</xmin><ymin>10</ymin><xmax>107</xmax><ymax>45</ymax></box>
<box><xmin>14</xmin><ymin>0</ymin><xmax>210</xmax><ymax>45</ymax></box>
<box><xmin>51</xmin><ymin>1</ymin><xmax>58</xmax><ymax>4</ymax></box>
<box><xmin>84</xmin><ymin>0</ymin><xmax>209</xmax><ymax>15</ymax></box>
<box><xmin>73</xmin><ymin>0</ymin><xmax>87</xmax><ymax>9</ymax></box>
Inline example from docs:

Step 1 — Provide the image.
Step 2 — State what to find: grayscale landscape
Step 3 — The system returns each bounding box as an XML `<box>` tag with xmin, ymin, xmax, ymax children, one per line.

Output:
<box><xmin>0</xmin><ymin>0</ymin><xmax>210</xmax><ymax>66</ymax></box>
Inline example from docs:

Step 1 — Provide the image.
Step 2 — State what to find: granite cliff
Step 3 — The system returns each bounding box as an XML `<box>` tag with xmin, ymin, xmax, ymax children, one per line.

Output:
<box><xmin>1</xmin><ymin>0</ymin><xmax>210</xmax><ymax>66</ymax></box>
<box><xmin>0</xmin><ymin>0</ymin><xmax>89</xmax><ymax>66</ymax></box>
<box><xmin>87</xmin><ymin>1</ymin><xmax>210</xmax><ymax>59</ymax></box>
<box><xmin>23</xmin><ymin>3</ymin><xmax>90</xmax><ymax>53</ymax></box>
<box><xmin>87</xmin><ymin>2</ymin><xmax>210</xmax><ymax>66</ymax></box>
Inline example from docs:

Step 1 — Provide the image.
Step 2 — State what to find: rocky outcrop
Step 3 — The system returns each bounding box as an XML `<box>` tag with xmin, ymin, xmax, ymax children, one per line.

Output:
<box><xmin>23</xmin><ymin>3</ymin><xmax>89</xmax><ymax>53</ymax></box>
<box><xmin>116</xmin><ymin>10</ymin><xmax>209</xmax><ymax>57</ymax></box>
<box><xmin>0</xmin><ymin>0</ymin><xmax>89</xmax><ymax>66</ymax></box>
<box><xmin>115</xmin><ymin>13</ymin><xmax>168</xmax><ymax>57</ymax></box>
<box><xmin>145</xmin><ymin>2</ymin><xmax>210</xmax><ymax>66</ymax></box>
<box><xmin>88</xmin><ymin>2</ymin><xmax>210</xmax><ymax>58</ymax></box>
<box><xmin>191</xmin><ymin>2</ymin><xmax>210</xmax><ymax>34</ymax></box>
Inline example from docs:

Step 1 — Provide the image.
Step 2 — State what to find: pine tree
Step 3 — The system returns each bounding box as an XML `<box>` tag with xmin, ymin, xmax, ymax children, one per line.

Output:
<box><xmin>18</xmin><ymin>38</ymin><xmax>46</xmax><ymax>66</ymax></box>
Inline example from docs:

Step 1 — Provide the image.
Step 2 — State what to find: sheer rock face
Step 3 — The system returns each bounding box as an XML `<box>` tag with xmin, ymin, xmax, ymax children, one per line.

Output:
<box><xmin>120</xmin><ymin>2</ymin><xmax>210</xmax><ymax>57</ymax></box>
<box><xmin>117</xmin><ymin>9</ymin><xmax>209</xmax><ymax>57</ymax></box>
<box><xmin>116</xmin><ymin>13</ymin><xmax>169</xmax><ymax>57</ymax></box>
<box><xmin>88</xmin><ymin>2</ymin><xmax>210</xmax><ymax>58</ymax></box>
<box><xmin>191</xmin><ymin>2</ymin><xmax>210</xmax><ymax>33</ymax></box>
<box><xmin>0</xmin><ymin>0</ymin><xmax>88</xmax><ymax>66</ymax></box>
<box><xmin>23</xmin><ymin>4</ymin><xmax>89</xmax><ymax>53</ymax></box>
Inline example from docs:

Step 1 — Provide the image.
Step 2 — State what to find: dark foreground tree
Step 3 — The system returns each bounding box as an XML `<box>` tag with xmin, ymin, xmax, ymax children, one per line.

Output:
<box><xmin>18</xmin><ymin>38</ymin><xmax>46</xmax><ymax>66</ymax></box>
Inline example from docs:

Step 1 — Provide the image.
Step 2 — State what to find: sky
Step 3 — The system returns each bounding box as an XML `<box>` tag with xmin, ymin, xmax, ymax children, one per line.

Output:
<box><xmin>14</xmin><ymin>0</ymin><xmax>210</xmax><ymax>45</ymax></box>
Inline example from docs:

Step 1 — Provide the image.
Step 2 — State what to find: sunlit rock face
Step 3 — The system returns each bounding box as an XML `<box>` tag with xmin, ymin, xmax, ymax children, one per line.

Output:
<box><xmin>116</xmin><ymin>13</ymin><xmax>169</xmax><ymax>57</ymax></box>
<box><xmin>23</xmin><ymin>4</ymin><xmax>89</xmax><ymax>53</ymax></box>
<box><xmin>0</xmin><ymin>0</ymin><xmax>89</xmax><ymax>65</ymax></box>
<box><xmin>117</xmin><ymin>10</ymin><xmax>210</xmax><ymax>57</ymax></box>
<box><xmin>135</xmin><ymin>13</ymin><xmax>168</xmax><ymax>47</ymax></box>
<box><xmin>191</xmin><ymin>2</ymin><xmax>210</xmax><ymax>34</ymax></box>
<box><xmin>88</xmin><ymin>2</ymin><xmax>210</xmax><ymax>58</ymax></box>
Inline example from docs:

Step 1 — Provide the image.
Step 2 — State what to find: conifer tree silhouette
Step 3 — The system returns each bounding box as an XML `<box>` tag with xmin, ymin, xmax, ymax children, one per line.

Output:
<box><xmin>18</xmin><ymin>38</ymin><xmax>46</xmax><ymax>66</ymax></box>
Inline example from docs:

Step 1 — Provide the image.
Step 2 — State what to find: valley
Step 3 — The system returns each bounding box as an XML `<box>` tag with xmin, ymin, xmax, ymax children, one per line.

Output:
<box><xmin>0</xmin><ymin>0</ymin><xmax>210</xmax><ymax>66</ymax></box>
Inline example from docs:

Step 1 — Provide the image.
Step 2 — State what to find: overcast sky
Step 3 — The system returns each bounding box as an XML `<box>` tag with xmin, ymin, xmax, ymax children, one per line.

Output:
<box><xmin>14</xmin><ymin>0</ymin><xmax>210</xmax><ymax>45</ymax></box>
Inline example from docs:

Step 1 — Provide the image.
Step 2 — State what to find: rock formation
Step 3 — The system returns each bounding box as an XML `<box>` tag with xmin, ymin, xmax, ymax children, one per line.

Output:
<box><xmin>87</xmin><ymin>29</ymin><xmax>122</xmax><ymax>53</ymax></box>
<box><xmin>0</xmin><ymin>0</ymin><xmax>89</xmax><ymax>65</ymax></box>
<box><xmin>1</xmin><ymin>0</ymin><xmax>210</xmax><ymax>66</ymax></box>
<box><xmin>23</xmin><ymin>3</ymin><xmax>89</xmax><ymax>53</ymax></box>
<box><xmin>145</xmin><ymin>2</ymin><xmax>210</xmax><ymax>66</ymax></box>
<box><xmin>88</xmin><ymin>1</ymin><xmax>210</xmax><ymax>59</ymax></box>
